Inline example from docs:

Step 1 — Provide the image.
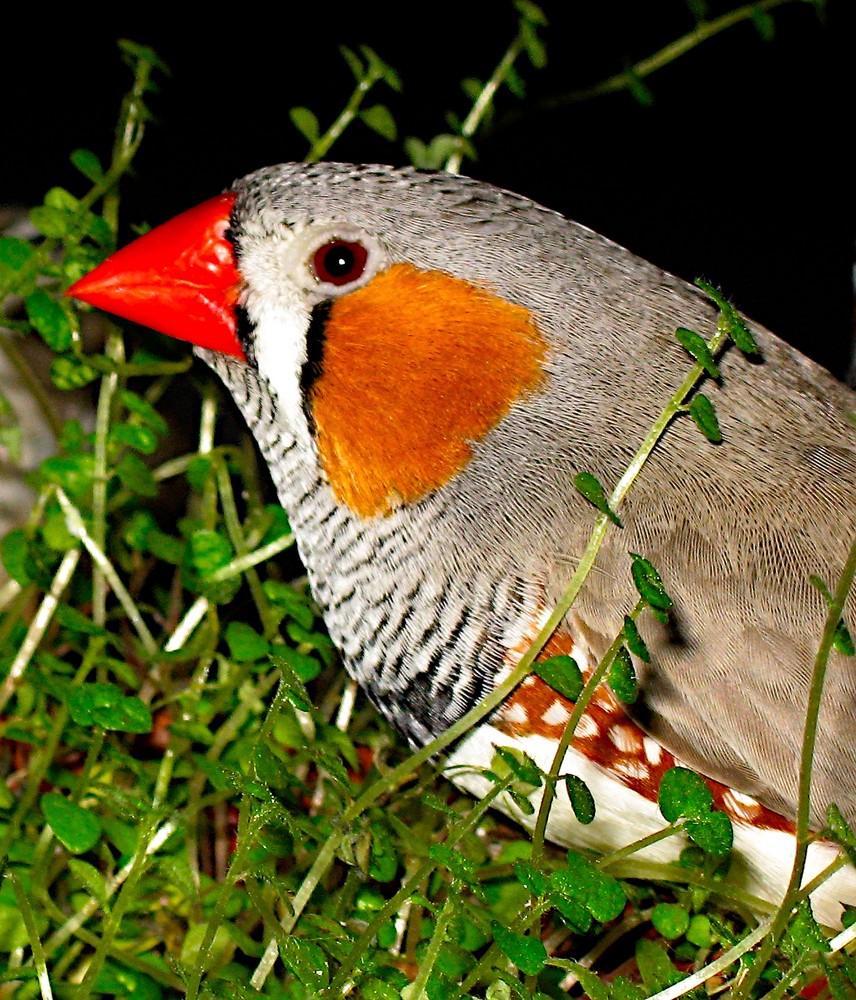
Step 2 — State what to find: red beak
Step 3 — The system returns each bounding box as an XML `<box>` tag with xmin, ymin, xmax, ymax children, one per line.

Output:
<box><xmin>66</xmin><ymin>192</ymin><xmax>246</xmax><ymax>359</ymax></box>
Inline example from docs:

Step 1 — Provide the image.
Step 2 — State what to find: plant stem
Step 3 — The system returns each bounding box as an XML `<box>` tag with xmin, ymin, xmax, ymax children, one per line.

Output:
<box><xmin>56</xmin><ymin>488</ymin><xmax>157</xmax><ymax>656</ymax></box>
<box><xmin>306</xmin><ymin>66</ymin><xmax>385</xmax><ymax>163</ymax></box>
<box><xmin>0</xmin><ymin>546</ymin><xmax>80</xmax><ymax>715</ymax></box>
<box><xmin>9</xmin><ymin>872</ymin><xmax>54</xmax><ymax>1000</ymax></box>
<box><xmin>534</xmin><ymin>0</ymin><xmax>809</xmax><ymax>108</ymax></box>
<box><xmin>91</xmin><ymin>331</ymin><xmax>123</xmax><ymax>626</ymax></box>
<box><xmin>445</xmin><ymin>33</ymin><xmax>524</xmax><ymax>174</ymax></box>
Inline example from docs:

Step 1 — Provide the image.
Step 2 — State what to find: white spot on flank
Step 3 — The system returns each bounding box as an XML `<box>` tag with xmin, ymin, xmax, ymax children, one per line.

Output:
<box><xmin>643</xmin><ymin>736</ymin><xmax>663</xmax><ymax>765</ymax></box>
<box><xmin>542</xmin><ymin>700</ymin><xmax>571</xmax><ymax>727</ymax></box>
<box><xmin>608</xmin><ymin>724</ymin><xmax>640</xmax><ymax>753</ymax></box>
<box><xmin>729</xmin><ymin>788</ymin><xmax>762</xmax><ymax>807</ymax></box>
<box><xmin>503</xmin><ymin>702</ymin><xmax>529</xmax><ymax>724</ymax></box>
<box><xmin>574</xmin><ymin>714</ymin><xmax>599</xmax><ymax>739</ymax></box>
<box><xmin>723</xmin><ymin>789</ymin><xmax>762</xmax><ymax>820</ymax></box>
<box><xmin>614</xmin><ymin>758</ymin><xmax>649</xmax><ymax>781</ymax></box>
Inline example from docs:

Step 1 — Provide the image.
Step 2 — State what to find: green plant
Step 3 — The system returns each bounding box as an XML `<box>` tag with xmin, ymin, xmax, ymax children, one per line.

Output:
<box><xmin>1</xmin><ymin>6</ymin><xmax>854</xmax><ymax>999</ymax></box>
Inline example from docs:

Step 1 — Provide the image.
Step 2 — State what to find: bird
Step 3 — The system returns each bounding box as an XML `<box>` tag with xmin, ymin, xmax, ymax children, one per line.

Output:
<box><xmin>68</xmin><ymin>162</ymin><xmax>856</xmax><ymax>925</ymax></box>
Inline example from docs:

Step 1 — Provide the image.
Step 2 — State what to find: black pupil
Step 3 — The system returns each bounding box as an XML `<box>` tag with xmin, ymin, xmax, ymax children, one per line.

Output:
<box><xmin>324</xmin><ymin>244</ymin><xmax>355</xmax><ymax>277</ymax></box>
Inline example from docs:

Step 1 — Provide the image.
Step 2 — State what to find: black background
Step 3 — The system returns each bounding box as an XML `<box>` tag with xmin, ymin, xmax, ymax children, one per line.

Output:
<box><xmin>4</xmin><ymin>1</ymin><xmax>854</xmax><ymax>377</ymax></box>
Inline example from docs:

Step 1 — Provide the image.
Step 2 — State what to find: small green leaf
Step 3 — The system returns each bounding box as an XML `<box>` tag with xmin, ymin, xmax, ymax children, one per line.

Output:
<box><xmin>564</xmin><ymin>774</ymin><xmax>596</xmax><ymax>824</ymax></box>
<box><xmin>188</xmin><ymin>529</ymin><xmax>233</xmax><ymax>576</ymax></box>
<box><xmin>26</xmin><ymin>289</ymin><xmax>74</xmax><ymax>351</ymax></box>
<box><xmin>658</xmin><ymin>767</ymin><xmax>713</xmax><ymax>822</ymax></box>
<box><xmin>93</xmin><ymin>962</ymin><xmax>163</xmax><ymax>1000</ymax></box>
<box><xmin>514</xmin><ymin>0</ymin><xmax>548</xmax><ymax>25</ymax></box>
<box><xmin>622</xmin><ymin>616</ymin><xmax>650</xmax><ymax>661</ymax></box>
<box><xmin>110</xmin><ymin>421</ymin><xmax>158</xmax><ymax>454</ymax></box>
<box><xmin>505</xmin><ymin>64</ymin><xmax>526</xmax><ymax>99</ymax></box>
<box><xmin>290</xmin><ymin>106</ymin><xmax>320</xmax><ymax>144</ymax></box>
<box><xmin>491</xmin><ymin>922</ymin><xmax>547</xmax><ymax>976</ymax></box>
<box><xmin>751</xmin><ymin>8</ymin><xmax>775</xmax><ymax>40</ymax></box>
<box><xmin>695</xmin><ymin>280</ymin><xmax>760</xmax><ymax>355</ymax></box>
<box><xmin>259</xmin><ymin>504</ymin><xmax>292</xmax><ymax>544</ymax></box>
<box><xmin>68</xmin><ymin>858</ymin><xmax>108</xmax><ymax>903</ymax></box>
<box><xmin>686</xmin><ymin>811</ymin><xmax>733</xmax><ymax>855</ymax></box>
<box><xmin>118</xmin><ymin>38</ymin><xmax>170</xmax><ymax>73</ymax></box>
<box><xmin>551</xmin><ymin>850</ymin><xmax>626</xmax><ymax>923</ymax></box>
<box><xmin>609</xmin><ymin>977</ymin><xmax>646</xmax><ymax>1000</ymax></box>
<box><xmin>369</xmin><ymin>820</ymin><xmax>399</xmax><ymax>882</ymax></box>
<box><xmin>40</xmin><ymin>453</ymin><xmax>95</xmax><ymax>497</ymax></box>
<box><xmin>339</xmin><ymin>45</ymin><xmax>364</xmax><ymax>81</ymax></box>
<box><xmin>83</xmin><ymin>212</ymin><xmax>114</xmax><ymax>249</ymax></box>
<box><xmin>50</xmin><ymin>354</ymin><xmax>100</xmax><ymax>390</ymax></box>
<box><xmin>186</xmin><ymin>455</ymin><xmax>213</xmax><ymax>492</ymax></box>
<box><xmin>461</xmin><ymin>77</ymin><xmax>483</xmax><ymax>103</ymax></box>
<box><xmin>492</xmin><ymin>745</ymin><xmax>543</xmax><ymax>787</ymax></box>
<box><xmin>225</xmin><ymin>621</ymin><xmax>270</xmax><ymax>662</ymax></box>
<box><xmin>271</xmin><ymin>646</ymin><xmax>322</xmax><ymax>685</ymax></box>
<box><xmin>574</xmin><ymin>471</ymin><xmax>621</xmax><ymax>526</ymax></box>
<box><xmin>513</xmin><ymin>861</ymin><xmax>547</xmax><ymax>896</ymax></box>
<box><xmin>686</xmin><ymin>913</ymin><xmax>714</xmax><ymax>948</ymax></box>
<box><xmin>42</xmin><ymin>510</ymin><xmax>77</xmax><ymax>552</ymax></box>
<box><xmin>0</xmin><ymin>236</ymin><xmax>36</xmax><ymax>273</ymax></box>
<box><xmin>608</xmin><ymin>647</ymin><xmax>638</xmax><ymax>704</ymax></box>
<box><xmin>123</xmin><ymin>510</ymin><xmax>157</xmax><ymax>552</ymax></box>
<box><xmin>533</xmin><ymin>654</ymin><xmax>583</xmax><ymax>701</ymax></box>
<box><xmin>686</xmin><ymin>0</ymin><xmax>708</xmax><ymax>20</ymax></box>
<box><xmin>675</xmin><ymin>327</ymin><xmax>719</xmax><ymax>377</ymax></box>
<box><xmin>429</xmin><ymin>844</ymin><xmax>477</xmax><ymax>886</ymax></box>
<box><xmin>30</xmin><ymin>205</ymin><xmax>70</xmax><ymax>238</ymax></box>
<box><xmin>45</xmin><ymin>186</ymin><xmax>79</xmax><ymax>212</ymax></box>
<box><xmin>404</xmin><ymin>137</ymin><xmax>432</xmax><ymax>169</ymax></box>
<box><xmin>70</xmin><ymin>148</ymin><xmax>105</xmax><ymax>183</ymax></box>
<box><xmin>68</xmin><ymin>682</ymin><xmax>153</xmax><ymax>734</ymax></box>
<box><xmin>630</xmin><ymin>553</ymin><xmax>673</xmax><ymax>611</ymax></box>
<box><xmin>689</xmin><ymin>393</ymin><xmax>722</xmax><ymax>443</ymax></box>
<box><xmin>651</xmin><ymin>903</ymin><xmax>690</xmax><ymax>939</ymax></box>
<box><xmin>41</xmin><ymin>792</ymin><xmax>101</xmax><ymax>854</ymax></box>
<box><xmin>1</xmin><ymin>529</ymin><xmax>31</xmax><ymax>585</ymax></box>
<box><xmin>782</xmin><ymin>901</ymin><xmax>828</xmax><ymax>962</ymax></box>
<box><xmin>570</xmin><ymin>966</ymin><xmax>610</xmax><ymax>1000</ymax></box>
<box><xmin>627</xmin><ymin>67</ymin><xmax>654</xmax><ymax>106</ymax></box>
<box><xmin>826</xmin><ymin>804</ymin><xmax>856</xmax><ymax>869</ymax></box>
<box><xmin>116</xmin><ymin>452</ymin><xmax>158</xmax><ymax>497</ymax></box>
<box><xmin>360</xmin><ymin>104</ymin><xmax>397</xmax><ymax>141</ymax></box>
<box><xmin>119</xmin><ymin>390</ymin><xmax>168</xmax><ymax>435</ymax></box>
<box><xmin>359</xmin><ymin>46</ymin><xmax>401</xmax><ymax>91</ymax></box>
<box><xmin>519</xmin><ymin>18</ymin><xmax>547</xmax><ymax>68</ymax></box>
<box><xmin>636</xmin><ymin>938</ymin><xmax>685</xmax><ymax>993</ymax></box>
<box><xmin>55</xmin><ymin>605</ymin><xmax>108</xmax><ymax>637</ymax></box>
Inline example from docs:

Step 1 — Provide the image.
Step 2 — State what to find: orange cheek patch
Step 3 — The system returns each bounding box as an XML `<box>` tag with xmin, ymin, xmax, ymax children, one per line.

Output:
<box><xmin>309</xmin><ymin>262</ymin><xmax>546</xmax><ymax>517</ymax></box>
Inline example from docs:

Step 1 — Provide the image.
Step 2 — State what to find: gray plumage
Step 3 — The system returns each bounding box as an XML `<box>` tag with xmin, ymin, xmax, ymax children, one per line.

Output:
<box><xmin>204</xmin><ymin>162</ymin><xmax>855</xmax><ymax>828</ymax></box>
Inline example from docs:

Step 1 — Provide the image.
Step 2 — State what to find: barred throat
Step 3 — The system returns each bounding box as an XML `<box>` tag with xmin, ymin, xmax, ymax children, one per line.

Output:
<box><xmin>201</xmin><ymin>352</ymin><xmax>545</xmax><ymax>746</ymax></box>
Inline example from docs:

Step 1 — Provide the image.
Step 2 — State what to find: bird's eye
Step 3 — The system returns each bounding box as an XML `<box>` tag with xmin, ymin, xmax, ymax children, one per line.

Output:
<box><xmin>312</xmin><ymin>239</ymin><xmax>369</xmax><ymax>287</ymax></box>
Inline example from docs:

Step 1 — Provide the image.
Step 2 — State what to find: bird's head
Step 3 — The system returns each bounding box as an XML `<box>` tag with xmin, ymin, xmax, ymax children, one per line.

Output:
<box><xmin>67</xmin><ymin>163</ymin><xmax>549</xmax><ymax>517</ymax></box>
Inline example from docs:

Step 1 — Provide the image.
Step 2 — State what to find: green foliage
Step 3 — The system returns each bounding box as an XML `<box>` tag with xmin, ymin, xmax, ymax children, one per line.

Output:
<box><xmin>574</xmin><ymin>471</ymin><xmax>623</xmax><ymax>526</ymax></box>
<box><xmin>532</xmin><ymin>653</ymin><xmax>582</xmax><ymax>701</ymax></box>
<box><xmin>1</xmin><ymin>5</ymin><xmax>852</xmax><ymax>999</ymax></box>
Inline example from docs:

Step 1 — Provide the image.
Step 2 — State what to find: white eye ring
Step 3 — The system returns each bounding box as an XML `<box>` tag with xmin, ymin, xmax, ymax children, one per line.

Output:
<box><xmin>283</xmin><ymin>223</ymin><xmax>388</xmax><ymax>302</ymax></box>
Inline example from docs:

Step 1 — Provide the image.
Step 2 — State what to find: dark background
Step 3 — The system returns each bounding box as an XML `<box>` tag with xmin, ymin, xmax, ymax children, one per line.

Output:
<box><xmin>4</xmin><ymin>1</ymin><xmax>854</xmax><ymax>378</ymax></box>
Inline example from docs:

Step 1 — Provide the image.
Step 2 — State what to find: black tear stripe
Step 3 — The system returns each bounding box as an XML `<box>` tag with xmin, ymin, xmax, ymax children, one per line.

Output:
<box><xmin>234</xmin><ymin>304</ymin><xmax>257</xmax><ymax>366</ymax></box>
<box><xmin>300</xmin><ymin>299</ymin><xmax>332</xmax><ymax>434</ymax></box>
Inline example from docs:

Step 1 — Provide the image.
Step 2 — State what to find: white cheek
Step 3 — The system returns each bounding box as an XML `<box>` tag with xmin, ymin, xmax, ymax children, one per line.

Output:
<box><xmin>250</xmin><ymin>295</ymin><xmax>315</xmax><ymax>449</ymax></box>
<box><xmin>238</xmin><ymin>228</ymin><xmax>317</xmax><ymax>447</ymax></box>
